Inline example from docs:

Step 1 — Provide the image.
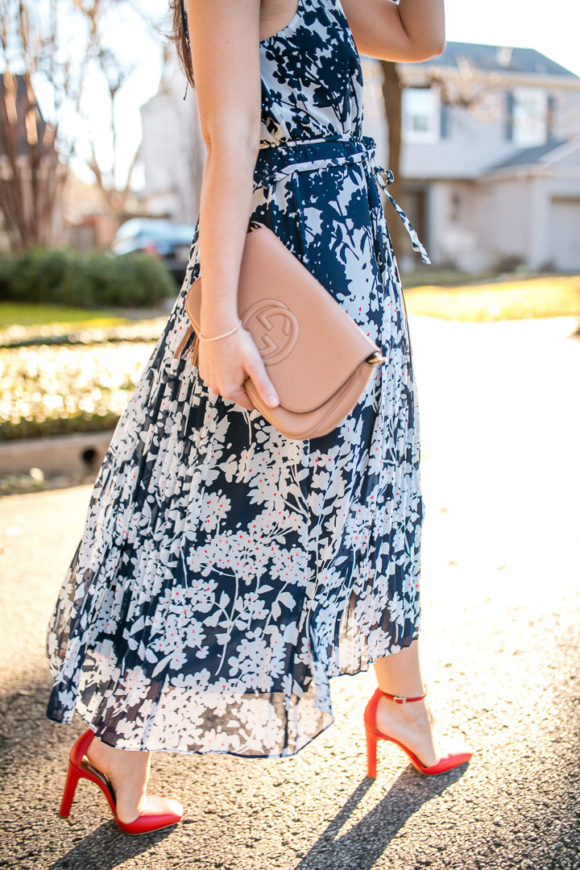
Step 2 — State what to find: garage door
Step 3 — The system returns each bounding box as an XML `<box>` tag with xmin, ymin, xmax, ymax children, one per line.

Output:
<box><xmin>549</xmin><ymin>198</ymin><xmax>580</xmax><ymax>271</ymax></box>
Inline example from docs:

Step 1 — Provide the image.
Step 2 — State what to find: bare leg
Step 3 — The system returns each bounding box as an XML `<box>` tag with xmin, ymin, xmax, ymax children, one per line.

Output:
<box><xmin>373</xmin><ymin>639</ymin><xmax>439</xmax><ymax>767</ymax></box>
<box><xmin>85</xmin><ymin>737</ymin><xmax>182</xmax><ymax>824</ymax></box>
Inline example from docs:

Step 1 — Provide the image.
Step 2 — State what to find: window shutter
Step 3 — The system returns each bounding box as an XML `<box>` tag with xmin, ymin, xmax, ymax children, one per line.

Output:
<box><xmin>440</xmin><ymin>102</ymin><xmax>449</xmax><ymax>138</ymax></box>
<box><xmin>504</xmin><ymin>92</ymin><xmax>514</xmax><ymax>141</ymax></box>
<box><xmin>547</xmin><ymin>94</ymin><xmax>556</xmax><ymax>141</ymax></box>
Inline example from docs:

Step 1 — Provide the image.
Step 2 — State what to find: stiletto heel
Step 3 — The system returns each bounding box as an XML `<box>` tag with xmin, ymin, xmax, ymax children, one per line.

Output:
<box><xmin>59</xmin><ymin>762</ymin><xmax>82</xmax><ymax>818</ymax></box>
<box><xmin>58</xmin><ymin>729</ymin><xmax>183</xmax><ymax>835</ymax></box>
<box><xmin>365</xmin><ymin>731</ymin><xmax>378</xmax><ymax>779</ymax></box>
<box><xmin>364</xmin><ymin>688</ymin><xmax>472</xmax><ymax>778</ymax></box>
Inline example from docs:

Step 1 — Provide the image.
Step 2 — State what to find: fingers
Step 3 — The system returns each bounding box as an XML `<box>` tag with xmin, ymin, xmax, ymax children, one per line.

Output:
<box><xmin>226</xmin><ymin>386</ymin><xmax>254</xmax><ymax>411</ymax></box>
<box><xmin>202</xmin><ymin>377</ymin><xmax>255</xmax><ymax>411</ymax></box>
<box><xmin>196</xmin><ymin>331</ymin><xmax>279</xmax><ymax>410</ymax></box>
<box><xmin>244</xmin><ymin>351</ymin><xmax>279</xmax><ymax>409</ymax></box>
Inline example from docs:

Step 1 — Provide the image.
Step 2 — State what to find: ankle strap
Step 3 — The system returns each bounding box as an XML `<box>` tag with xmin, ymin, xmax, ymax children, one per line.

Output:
<box><xmin>379</xmin><ymin>688</ymin><xmax>427</xmax><ymax>704</ymax></box>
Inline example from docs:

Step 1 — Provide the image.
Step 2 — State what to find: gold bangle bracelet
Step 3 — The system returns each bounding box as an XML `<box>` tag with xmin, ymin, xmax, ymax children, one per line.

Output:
<box><xmin>198</xmin><ymin>319</ymin><xmax>243</xmax><ymax>343</ymax></box>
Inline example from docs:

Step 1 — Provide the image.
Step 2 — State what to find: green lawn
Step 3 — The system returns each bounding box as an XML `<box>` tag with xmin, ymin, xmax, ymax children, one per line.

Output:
<box><xmin>2</xmin><ymin>277</ymin><xmax>580</xmax><ymax>333</ymax></box>
<box><xmin>0</xmin><ymin>303</ymin><xmax>128</xmax><ymax>330</ymax></box>
<box><xmin>0</xmin><ymin>303</ymin><xmax>168</xmax><ymax>348</ymax></box>
<box><xmin>404</xmin><ymin>275</ymin><xmax>580</xmax><ymax>321</ymax></box>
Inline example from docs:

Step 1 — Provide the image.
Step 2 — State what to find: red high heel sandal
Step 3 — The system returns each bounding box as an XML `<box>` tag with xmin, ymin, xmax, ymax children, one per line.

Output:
<box><xmin>58</xmin><ymin>729</ymin><xmax>183</xmax><ymax>835</ymax></box>
<box><xmin>364</xmin><ymin>688</ymin><xmax>472</xmax><ymax>777</ymax></box>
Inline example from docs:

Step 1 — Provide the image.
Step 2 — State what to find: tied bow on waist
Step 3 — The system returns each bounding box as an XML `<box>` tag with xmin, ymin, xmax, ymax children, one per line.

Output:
<box><xmin>254</xmin><ymin>133</ymin><xmax>431</xmax><ymax>265</ymax></box>
<box><xmin>371</xmin><ymin>164</ymin><xmax>430</xmax><ymax>265</ymax></box>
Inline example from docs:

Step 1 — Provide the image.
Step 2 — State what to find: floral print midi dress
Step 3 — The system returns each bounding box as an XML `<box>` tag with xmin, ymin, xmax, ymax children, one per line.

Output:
<box><xmin>46</xmin><ymin>0</ymin><xmax>429</xmax><ymax>757</ymax></box>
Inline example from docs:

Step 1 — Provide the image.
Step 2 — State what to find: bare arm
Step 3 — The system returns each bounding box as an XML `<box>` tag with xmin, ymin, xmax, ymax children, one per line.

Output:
<box><xmin>185</xmin><ymin>0</ymin><xmax>279</xmax><ymax>410</ymax></box>
<box><xmin>340</xmin><ymin>0</ymin><xmax>445</xmax><ymax>61</ymax></box>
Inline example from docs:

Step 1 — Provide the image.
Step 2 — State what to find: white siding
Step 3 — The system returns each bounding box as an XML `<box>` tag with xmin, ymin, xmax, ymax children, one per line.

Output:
<box><xmin>548</xmin><ymin>198</ymin><xmax>580</xmax><ymax>270</ymax></box>
<box><xmin>139</xmin><ymin>67</ymin><xmax>205</xmax><ymax>225</ymax></box>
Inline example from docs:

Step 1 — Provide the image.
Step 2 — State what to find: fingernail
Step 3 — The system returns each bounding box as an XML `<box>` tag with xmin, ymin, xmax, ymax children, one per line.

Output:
<box><xmin>268</xmin><ymin>393</ymin><xmax>279</xmax><ymax>407</ymax></box>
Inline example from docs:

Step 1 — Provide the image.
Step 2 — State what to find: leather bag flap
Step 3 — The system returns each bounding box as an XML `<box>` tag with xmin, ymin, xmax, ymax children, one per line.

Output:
<box><xmin>185</xmin><ymin>224</ymin><xmax>380</xmax><ymax>413</ymax></box>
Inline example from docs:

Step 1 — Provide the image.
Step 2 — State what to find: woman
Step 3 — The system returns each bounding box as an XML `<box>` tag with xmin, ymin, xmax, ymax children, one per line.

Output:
<box><xmin>47</xmin><ymin>0</ymin><xmax>471</xmax><ymax>834</ymax></box>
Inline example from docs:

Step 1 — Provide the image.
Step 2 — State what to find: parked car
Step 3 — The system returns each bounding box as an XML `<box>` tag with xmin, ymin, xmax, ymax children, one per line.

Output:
<box><xmin>111</xmin><ymin>218</ymin><xmax>194</xmax><ymax>285</ymax></box>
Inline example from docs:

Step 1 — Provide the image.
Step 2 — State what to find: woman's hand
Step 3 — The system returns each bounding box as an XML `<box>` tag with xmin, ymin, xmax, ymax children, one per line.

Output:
<box><xmin>197</xmin><ymin>326</ymin><xmax>280</xmax><ymax>412</ymax></box>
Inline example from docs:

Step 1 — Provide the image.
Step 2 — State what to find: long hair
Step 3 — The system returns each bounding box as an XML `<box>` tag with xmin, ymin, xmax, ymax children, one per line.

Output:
<box><xmin>170</xmin><ymin>0</ymin><xmax>195</xmax><ymax>89</ymax></box>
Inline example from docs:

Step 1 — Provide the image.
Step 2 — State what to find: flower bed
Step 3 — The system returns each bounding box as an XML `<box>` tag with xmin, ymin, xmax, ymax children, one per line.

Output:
<box><xmin>0</xmin><ymin>341</ymin><xmax>155</xmax><ymax>441</ymax></box>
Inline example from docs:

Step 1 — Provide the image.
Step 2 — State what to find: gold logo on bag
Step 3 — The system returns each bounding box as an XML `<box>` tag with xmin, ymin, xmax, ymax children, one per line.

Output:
<box><xmin>242</xmin><ymin>299</ymin><xmax>299</xmax><ymax>364</ymax></box>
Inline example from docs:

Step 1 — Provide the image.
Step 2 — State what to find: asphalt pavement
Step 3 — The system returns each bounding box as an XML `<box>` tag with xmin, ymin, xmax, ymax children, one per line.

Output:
<box><xmin>0</xmin><ymin>314</ymin><xmax>578</xmax><ymax>870</ymax></box>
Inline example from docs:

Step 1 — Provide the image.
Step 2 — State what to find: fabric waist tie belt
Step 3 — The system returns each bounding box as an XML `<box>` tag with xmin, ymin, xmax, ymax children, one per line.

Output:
<box><xmin>254</xmin><ymin>133</ymin><xmax>431</xmax><ymax>264</ymax></box>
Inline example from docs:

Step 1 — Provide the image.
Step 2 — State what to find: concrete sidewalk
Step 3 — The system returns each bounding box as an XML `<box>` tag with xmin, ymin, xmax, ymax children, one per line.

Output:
<box><xmin>0</xmin><ymin>315</ymin><xmax>578</xmax><ymax>870</ymax></box>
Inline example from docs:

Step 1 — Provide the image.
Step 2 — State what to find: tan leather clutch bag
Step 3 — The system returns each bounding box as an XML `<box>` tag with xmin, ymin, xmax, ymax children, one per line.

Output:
<box><xmin>174</xmin><ymin>221</ymin><xmax>385</xmax><ymax>440</ymax></box>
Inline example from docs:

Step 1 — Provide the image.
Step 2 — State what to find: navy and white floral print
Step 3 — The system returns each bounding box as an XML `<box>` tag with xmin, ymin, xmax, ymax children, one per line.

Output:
<box><xmin>46</xmin><ymin>0</ymin><xmax>427</xmax><ymax>757</ymax></box>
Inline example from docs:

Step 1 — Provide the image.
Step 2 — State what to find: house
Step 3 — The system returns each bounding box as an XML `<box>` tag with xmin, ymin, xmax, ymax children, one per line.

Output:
<box><xmin>139</xmin><ymin>49</ymin><xmax>205</xmax><ymax>226</ymax></box>
<box><xmin>363</xmin><ymin>43</ymin><xmax>580</xmax><ymax>271</ymax></box>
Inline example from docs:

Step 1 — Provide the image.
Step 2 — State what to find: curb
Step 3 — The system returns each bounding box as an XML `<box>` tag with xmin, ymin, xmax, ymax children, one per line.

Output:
<box><xmin>0</xmin><ymin>430</ymin><xmax>114</xmax><ymax>476</ymax></box>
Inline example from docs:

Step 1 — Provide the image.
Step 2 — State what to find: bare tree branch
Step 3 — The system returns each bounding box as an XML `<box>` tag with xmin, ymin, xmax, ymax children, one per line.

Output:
<box><xmin>0</xmin><ymin>0</ymin><xmax>159</xmax><ymax>250</ymax></box>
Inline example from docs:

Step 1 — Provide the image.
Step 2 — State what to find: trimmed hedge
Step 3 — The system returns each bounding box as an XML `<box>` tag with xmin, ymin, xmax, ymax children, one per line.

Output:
<box><xmin>0</xmin><ymin>411</ymin><xmax>121</xmax><ymax>442</ymax></box>
<box><xmin>0</xmin><ymin>247</ymin><xmax>176</xmax><ymax>308</ymax></box>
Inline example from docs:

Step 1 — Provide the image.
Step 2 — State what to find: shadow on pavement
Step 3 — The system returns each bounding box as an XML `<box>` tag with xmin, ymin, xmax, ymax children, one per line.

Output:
<box><xmin>294</xmin><ymin>766</ymin><xmax>468</xmax><ymax>870</ymax></box>
<box><xmin>47</xmin><ymin>821</ymin><xmax>177</xmax><ymax>870</ymax></box>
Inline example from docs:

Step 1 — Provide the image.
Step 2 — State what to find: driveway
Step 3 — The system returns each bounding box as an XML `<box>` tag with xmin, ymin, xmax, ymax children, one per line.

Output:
<box><xmin>0</xmin><ymin>315</ymin><xmax>578</xmax><ymax>869</ymax></box>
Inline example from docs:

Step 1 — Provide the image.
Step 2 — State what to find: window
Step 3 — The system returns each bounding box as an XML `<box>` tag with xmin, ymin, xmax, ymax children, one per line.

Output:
<box><xmin>402</xmin><ymin>87</ymin><xmax>440</xmax><ymax>143</ymax></box>
<box><xmin>512</xmin><ymin>88</ymin><xmax>547</xmax><ymax>146</ymax></box>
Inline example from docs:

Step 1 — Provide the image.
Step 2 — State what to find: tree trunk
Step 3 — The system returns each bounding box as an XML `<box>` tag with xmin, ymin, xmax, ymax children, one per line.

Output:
<box><xmin>379</xmin><ymin>59</ymin><xmax>404</xmax><ymax>260</ymax></box>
